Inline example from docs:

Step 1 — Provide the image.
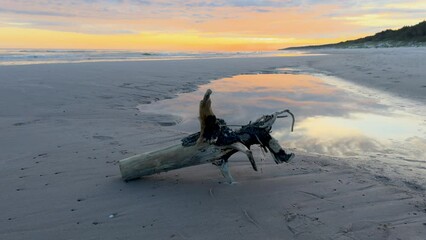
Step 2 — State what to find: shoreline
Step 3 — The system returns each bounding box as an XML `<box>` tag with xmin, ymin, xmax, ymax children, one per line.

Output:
<box><xmin>0</xmin><ymin>50</ymin><xmax>311</xmax><ymax>67</ymax></box>
<box><xmin>307</xmin><ymin>47</ymin><xmax>426</xmax><ymax>104</ymax></box>
<box><xmin>2</xmin><ymin>47</ymin><xmax>424</xmax><ymax>103</ymax></box>
<box><xmin>1</xmin><ymin>49</ymin><xmax>425</xmax><ymax>239</ymax></box>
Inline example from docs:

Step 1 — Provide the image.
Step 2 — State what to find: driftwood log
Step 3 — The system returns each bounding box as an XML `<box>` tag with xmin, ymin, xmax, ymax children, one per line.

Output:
<box><xmin>119</xmin><ymin>89</ymin><xmax>295</xmax><ymax>183</ymax></box>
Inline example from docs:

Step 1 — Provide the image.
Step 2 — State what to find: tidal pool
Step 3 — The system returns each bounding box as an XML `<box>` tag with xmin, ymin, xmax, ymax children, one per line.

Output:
<box><xmin>139</xmin><ymin>69</ymin><xmax>426</xmax><ymax>185</ymax></box>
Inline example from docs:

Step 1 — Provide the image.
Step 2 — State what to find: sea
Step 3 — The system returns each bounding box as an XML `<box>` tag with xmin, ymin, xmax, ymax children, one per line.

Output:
<box><xmin>0</xmin><ymin>49</ymin><xmax>311</xmax><ymax>65</ymax></box>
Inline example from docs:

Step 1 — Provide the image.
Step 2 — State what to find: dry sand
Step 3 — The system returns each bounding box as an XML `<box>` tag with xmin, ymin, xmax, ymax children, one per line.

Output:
<box><xmin>0</xmin><ymin>48</ymin><xmax>425</xmax><ymax>239</ymax></box>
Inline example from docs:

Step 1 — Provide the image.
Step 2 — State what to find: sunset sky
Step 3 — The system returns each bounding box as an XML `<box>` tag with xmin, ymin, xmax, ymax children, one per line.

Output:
<box><xmin>0</xmin><ymin>0</ymin><xmax>425</xmax><ymax>51</ymax></box>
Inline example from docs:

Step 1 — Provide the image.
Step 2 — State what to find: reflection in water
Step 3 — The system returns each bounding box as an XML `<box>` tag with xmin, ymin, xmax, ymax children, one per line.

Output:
<box><xmin>139</xmin><ymin>69</ymin><xmax>426</xmax><ymax>183</ymax></box>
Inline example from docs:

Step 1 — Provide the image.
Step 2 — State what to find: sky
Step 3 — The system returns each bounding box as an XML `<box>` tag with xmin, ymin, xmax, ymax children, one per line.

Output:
<box><xmin>0</xmin><ymin>0</ymin><xmax>425</xmax><ymax>51</ymax></box>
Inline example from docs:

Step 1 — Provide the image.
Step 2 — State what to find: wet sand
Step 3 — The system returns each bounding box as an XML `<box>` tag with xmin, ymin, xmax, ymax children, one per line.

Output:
<box><xmin>0</xmin><ymin>48</ymin><xmax>425</xmax><ymax>239</ymax></box>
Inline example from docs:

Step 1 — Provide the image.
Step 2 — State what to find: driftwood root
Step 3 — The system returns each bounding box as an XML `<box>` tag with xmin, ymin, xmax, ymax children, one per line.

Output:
<box><xmin>119</xmin><ymin>89</ymin><xmax>295</xmax><ymax>182</ymax></box>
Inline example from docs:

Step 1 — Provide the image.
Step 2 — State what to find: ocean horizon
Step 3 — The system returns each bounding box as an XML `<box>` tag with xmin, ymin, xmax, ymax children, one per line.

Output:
<box><xmin>0</xmin><ymin>49</ymin><xmax>306</xmax><ymax>65</ymax></box>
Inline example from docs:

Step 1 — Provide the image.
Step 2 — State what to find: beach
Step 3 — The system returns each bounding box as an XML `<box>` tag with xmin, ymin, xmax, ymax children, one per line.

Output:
<box><xmin>1</xmin><ymin>48</ymin><xmax>425</xmax><ymax>239</ymax></box>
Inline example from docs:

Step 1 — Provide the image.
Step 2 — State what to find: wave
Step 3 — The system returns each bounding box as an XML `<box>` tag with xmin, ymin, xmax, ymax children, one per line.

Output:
<box><xmin>0</xmin><ymin>49</ymin><xmax>273</xmax><ymax>65</ymax></box>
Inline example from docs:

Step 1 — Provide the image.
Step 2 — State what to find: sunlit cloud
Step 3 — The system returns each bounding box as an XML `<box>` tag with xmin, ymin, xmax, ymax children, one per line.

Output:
<box><xmin>365</xmin><ymin>0</ymin><xmax>426</xmax><ymax>11</ymax></box>
<box><xmin>336</xmin><ymin>13</ymin><xmax>424</xmax><ymax>28</ymax></box>
<box><xmin>0</xmin><ymin>27</ymin><xmax>312</xmax><ymax>51</ymax></box>
<box><xmin>0</xmin><ymin>0</ymin><xmax>424</xmax><ymax>50</ymax></box>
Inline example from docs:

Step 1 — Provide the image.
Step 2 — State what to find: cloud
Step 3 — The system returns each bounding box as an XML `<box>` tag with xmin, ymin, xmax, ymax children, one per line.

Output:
<box><xmin>2</xmin><ymin>0</ymin><xmax>423</xmax><ymax>20</ymax></box>
<box><xmin>0</xmin><ymin>0</ymin><xmax>424</xmax><ymax>50</ymax></box>
<box><xmin>0</xmin><ymin>7</ymin><xmax>76</xmax><ymax>17</ymax></box>
<box><xmin>184</xmin><ymin>0</ymin><xmax>297</xmax><ymax>8</ymax></box>
<box><xmin>254</xmin><ymin>9</ymin><xmax>271</xmax><ymax>13</ymax></box>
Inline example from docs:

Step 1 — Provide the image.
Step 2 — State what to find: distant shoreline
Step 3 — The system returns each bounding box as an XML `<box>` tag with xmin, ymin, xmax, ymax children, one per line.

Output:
<box><xmin>282</xmin><ymin>20</ymin><xmax>426</xmax><ymax>50</ymax></box>
<box><xmin>282</xmin><ymin>42</ymin><xmax>426</xmax><ymax>50</ymax></box>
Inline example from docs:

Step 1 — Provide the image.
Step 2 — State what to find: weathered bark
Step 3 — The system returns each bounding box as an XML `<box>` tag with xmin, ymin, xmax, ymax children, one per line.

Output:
<box><xmin>119</xmin><ymin>142</ymin><xmax>252</xmax><ymax>181</ymax></box>
<box><xmin>119</xmin><ymin>89</ymin><xmax>295</xmax><ymax>182</ymax></box>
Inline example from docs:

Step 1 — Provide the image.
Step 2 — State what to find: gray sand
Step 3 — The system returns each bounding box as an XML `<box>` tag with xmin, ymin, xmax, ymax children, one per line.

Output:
<box><xmin>1</xmin><ymin>48</ymin><xmax>425</xmax><ymax>239</ymax></box>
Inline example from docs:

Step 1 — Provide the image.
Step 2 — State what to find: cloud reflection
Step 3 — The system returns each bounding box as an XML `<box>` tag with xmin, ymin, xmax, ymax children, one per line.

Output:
<box><xmin>139</xmin><ymin>71</ymin><xmax>426</xmax><ymax>160</ymax></box>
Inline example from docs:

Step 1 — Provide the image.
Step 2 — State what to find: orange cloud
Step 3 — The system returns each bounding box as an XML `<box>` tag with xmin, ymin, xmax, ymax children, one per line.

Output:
<box><xmin>0</xmin><ymin>27</ymin><xmax>351</xmax><ymax>51</ymax></box>
<box><xmin>0</xmin><ymin>1</ymin><xmax>423</xmax><ymax>50</ymax></box>
<box><xmin>190</xmin><ymin>5</ymin><xmax>352</xmax><ymax>37</ymax></box>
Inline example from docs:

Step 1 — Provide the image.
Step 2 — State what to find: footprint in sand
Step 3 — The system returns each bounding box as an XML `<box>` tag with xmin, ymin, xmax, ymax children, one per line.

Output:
<box><xmin>283</xmin><ymin>211</ymin><xmax>322</xmax><ymax>236</ymax></box>
<box><xmin>93</xmin><ymin>135</ymin><xmax>114</xmax><ymax>140</ymax></box>
<box><xmin>119</xmin><ymin>150</ymin><xmax>129</xmax><ymax>155</ymax></box>
<box><xmin>13</xmin><ymin>119</ymin><xmax>41</xmax><ymax>126</ymax></box>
